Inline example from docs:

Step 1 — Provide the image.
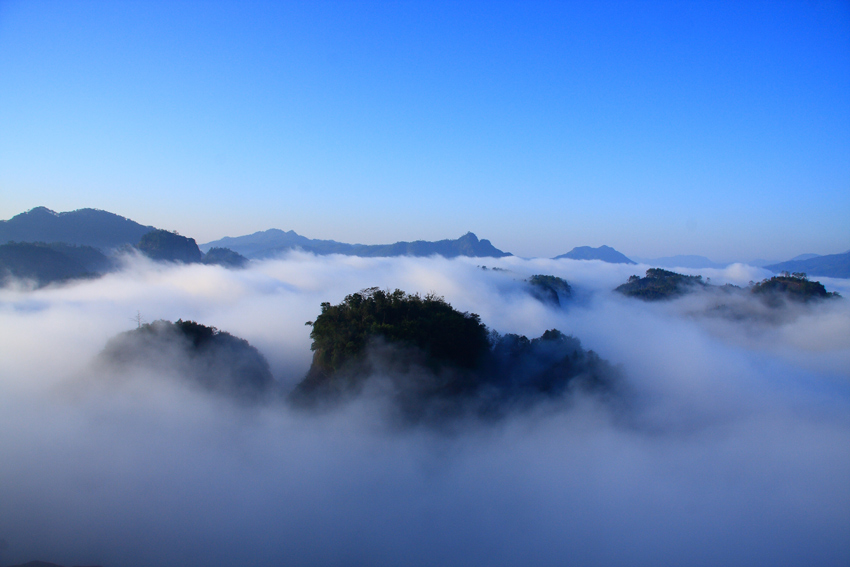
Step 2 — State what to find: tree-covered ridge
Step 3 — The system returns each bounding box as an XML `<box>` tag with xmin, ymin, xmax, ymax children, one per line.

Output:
<box><xmin>615</xmin><ymin>268</ymin><xmax>707</xmax><ymax>300</ymax></box>
<box><xmin>615</xmin><ymin>269</ymin><xmax>841</xmax><ymax>308</ymax></box>
<box><xmin>293</xmin><ymin>288</ymin><xmax>617</xmax><ymax>417</ymax></box>
<box><xmin>751</xmin><ymin>274</ymin><xmax>840</xmax><ymax>302</ymax></box>
<box><xmin>137</xmin><ymin>229</ymin><xmax>203</xmax><ymax>263</ymax></box>
<box><xmin>527</xmin><ymin>274</ymin><xmax>572</xmax><ymax>306</ymax></box>
<box><xmin>0</xmin><ymin>241</ymin><xmax>110</xmax><ymax>287</ymax></box>
<box><xmin>99</xmin><ymin>319</ymin><xmax>274</xmax><ymax>400</ymax></box>
<box><xmin>306</xmin><ymin>288</ymin><xmax>491</xmax><ymax>376</ymax></box>
<box><xmin>201</xmin><ymin>246</ymin><xmax>248</xmax><ymax>268</ymax></box>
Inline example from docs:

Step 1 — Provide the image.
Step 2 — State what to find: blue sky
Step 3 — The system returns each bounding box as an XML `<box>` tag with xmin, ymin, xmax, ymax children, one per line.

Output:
<box><xmin>0</xmin><ymin>0</ymin><xmax>848</xmax><ymax>261</ymax></box>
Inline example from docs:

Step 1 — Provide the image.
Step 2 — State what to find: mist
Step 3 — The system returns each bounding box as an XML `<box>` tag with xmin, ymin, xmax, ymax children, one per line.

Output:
<box><xmin>1</xmin><ymin>254</ymin><xmax>848</xmax><ymax>567</ymax></box>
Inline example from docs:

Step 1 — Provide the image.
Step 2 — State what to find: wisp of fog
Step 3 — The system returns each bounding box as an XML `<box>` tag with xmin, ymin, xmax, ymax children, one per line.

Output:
<box><xmin>0</xmin><ymin>253</ymin><xmax>848</xmax><ymax>567</ymax></box>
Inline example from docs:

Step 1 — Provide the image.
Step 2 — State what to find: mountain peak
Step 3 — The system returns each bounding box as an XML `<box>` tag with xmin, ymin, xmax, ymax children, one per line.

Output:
<box><xmin>22</xmin><ymin>206</ymin><xmax>59</xmax><ymax>217</ymax></box>
<box><xmin>1</xmin><ymin>207</ymin><xmax>155</xmax><ymax>249</ymax></box>
<box><xmin>554</xmin><ymin>245</ymin><xmax>635</xmax><ymax>264</ymax></box>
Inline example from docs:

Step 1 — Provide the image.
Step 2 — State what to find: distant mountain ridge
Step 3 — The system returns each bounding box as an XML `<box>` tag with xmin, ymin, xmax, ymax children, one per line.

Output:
<box><xmin>0</xmin><ymin>207</ymin><xmax>154</xmax><ymax>249</ymax></box>
<box><xmin>0</xmin><ymin>242</ymin><xmax>111</xmax><ymax>286</ymax></box>
<box><xmin>202</xmin><ymin>230</ymin><xmax>511</xmax><ymax>259</ymax></box>
<box><xmin>765</xmin><ymin>251</ymin><xmax>850</xmax><ymax>279</ymax></box>
<box><xmin>789</xmin><ymin>253</ymin><xmax>820</xmax><ymax>262</ymax></box>
<box><xmin>554</xmin><ymin>245</ymin><xmax>635</xmax><ymax>264</ymax></box>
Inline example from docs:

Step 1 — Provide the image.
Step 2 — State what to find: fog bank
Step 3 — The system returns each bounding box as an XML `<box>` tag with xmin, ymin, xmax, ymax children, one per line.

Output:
<box><xmin>0</xmin><ymin>254</ymin><xmax>848</xmax><ymax>566</ymax></box>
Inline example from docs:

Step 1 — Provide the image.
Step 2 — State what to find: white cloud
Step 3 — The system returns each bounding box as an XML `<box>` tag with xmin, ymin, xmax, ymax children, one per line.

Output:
<box><xmin>0</xmin><ymin>254</ymin><xmax>848</xmax><ymax>567</ymax></box>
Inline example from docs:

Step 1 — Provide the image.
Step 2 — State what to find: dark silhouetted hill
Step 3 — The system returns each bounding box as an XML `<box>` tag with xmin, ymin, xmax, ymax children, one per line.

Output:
<box><xmin>0</xmin><ymin>206</ymin><xmax>154</xmax><ymax>249</ymax></box>
<box><xmin>201</xmin><ymin>247</ymin><xmax>248</xmax><ymax>268</ymax></box>
<box><xmin>137</xmin><ymin>230</ymin><xmax>202</xmax><ymax>263</ymax></box>
<box><xmin>765</xmin><ymin>251</ymin><xmax>850</xmax><ymax>279</ymax></box>
<box><xmin>352</xmin><ymin>232</ymin><xmax>511</xmax><ymax>258</ymax></box>
<box><xmin>98</xmin><ymin>319</ymin><xmax>275</xmax><ymax>400</ymax></box>
<box><xmin>616</xmin><ymin>269</ymin><xmax>840</xmax><ymax>307</ymax></box>
<box><xmin>615</xmin><ymin>268</ymin><xmax>707</xmax><ymax>300</ymax></box>
<box><xmin>201</xmin><ymin>228</ymin><xmax>349</xmax><ymax>257</ymax></box>
<box><xmin>0</xmin><ymin>242</ymin><xmax>111</xmax><ymax>287</ymax></box>
<box><xmin>292</xmin><ymin>288</ymin><xmax>616</xmax><ymax>421</ymax></box>
<box><xmin>202</xmin><ymin>230</ymin><xmax>511</xmax><ymax>259</ymax></box>
<box><xmin>751</xmin><ymin>274</ymin><xmax>840</xmax><ymax>303</ymax></box>
<box><xmin>554</xmin><ymin>245</ymin><xmax>635</xmax><ymax>264</ymax></box>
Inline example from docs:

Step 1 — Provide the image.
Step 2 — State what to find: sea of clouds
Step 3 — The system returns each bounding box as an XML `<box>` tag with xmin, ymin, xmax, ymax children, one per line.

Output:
<box><xmin>1</xmin><ymin>253</ymin><xmax>848</xmax><ymax>567</ymax></box>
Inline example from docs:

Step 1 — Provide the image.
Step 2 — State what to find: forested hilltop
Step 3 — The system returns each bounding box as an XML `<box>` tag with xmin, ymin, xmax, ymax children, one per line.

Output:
<box><xmin>293</xmin><ymin>288</ymin><xmax>617</xmax><ymax>421</ymax></box>
<box><xmin>616</xmin><ymin>269</ymin><xmax>840</xmax><ymax>304</ymax></box>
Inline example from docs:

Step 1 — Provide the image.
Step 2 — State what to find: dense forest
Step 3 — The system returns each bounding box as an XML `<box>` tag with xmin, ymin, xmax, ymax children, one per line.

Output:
<box><xmin>615</xmin><ymin>268</ymin><xmax>708</xmax><ymax>300</ymax></box>
<box><xmin>750</xmin><ymin>274</ymin><xmax>840</xmax><ymax>303</ymax></box>
<box><xmin>292</xmin><ymin>288</ymin><xmax>617</xmax><ymax>420</ymax></box>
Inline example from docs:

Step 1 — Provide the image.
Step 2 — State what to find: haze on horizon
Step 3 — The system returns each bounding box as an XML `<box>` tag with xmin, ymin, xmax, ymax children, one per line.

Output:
<box><xmin>1</xmin><ymin>1</ymin><xmax>848</xmax><ymax>262</ymax></box>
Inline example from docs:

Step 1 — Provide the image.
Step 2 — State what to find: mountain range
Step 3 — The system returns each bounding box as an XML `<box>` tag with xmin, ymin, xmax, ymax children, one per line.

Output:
<box><xmin>765</xmin><ymin>251</ymin><xmax>850</xmax><ymax>279</ymax></box>
<box><xmin>201</xmin><ymin>230</ymin><xmax>511</xmax><ymax>259</ymax></box>
<box><xmin>2</xmin><ymin>207</ymin><xmax>847</xmax><ymax>277</ymax></box>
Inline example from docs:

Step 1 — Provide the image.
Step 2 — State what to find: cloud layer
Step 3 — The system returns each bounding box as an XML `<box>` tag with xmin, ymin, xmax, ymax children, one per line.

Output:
<box><xmin>0</xmin><ymin>254</ymin><xmax>848</xmax><ymax>567</ymax></box>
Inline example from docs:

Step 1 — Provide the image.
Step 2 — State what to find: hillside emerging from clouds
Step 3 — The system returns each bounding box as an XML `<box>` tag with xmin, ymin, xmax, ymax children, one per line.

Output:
<box><xmin>98</xmin><ymin>319</ymin><xmax>275</xmax><ymax>401</ymax></box>
<box><xmin>293</xmin><ymin>287</ymin><xmax>615</xmax><ymax>421</ymax></box>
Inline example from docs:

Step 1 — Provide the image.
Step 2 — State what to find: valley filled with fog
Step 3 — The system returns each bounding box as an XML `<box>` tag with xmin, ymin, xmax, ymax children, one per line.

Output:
<box><xmin>1</xmin><ymin>253</ymin><xmax>849</xmax><ymax>567</ymax></box>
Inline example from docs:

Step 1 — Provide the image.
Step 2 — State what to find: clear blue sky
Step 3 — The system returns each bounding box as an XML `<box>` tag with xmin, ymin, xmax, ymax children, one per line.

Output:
<box><xmin>1</xmin><ymin>0</ymin><xmax>848</xmax><ymax>261</ymax></box>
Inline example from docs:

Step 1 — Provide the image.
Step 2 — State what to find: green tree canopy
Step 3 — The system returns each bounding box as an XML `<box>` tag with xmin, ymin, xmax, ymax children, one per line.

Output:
<box><xmin>308</xmin><ymin>287</ymin><xmax>491</xmax><ymax>375</ymax></box>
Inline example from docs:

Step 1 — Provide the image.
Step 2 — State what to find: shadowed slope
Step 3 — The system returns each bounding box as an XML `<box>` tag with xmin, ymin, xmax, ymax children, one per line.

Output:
<box><xmin>98</xmin><ymin>319</ymin><xmax>275</xmax><ymax>401</ymax></box>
